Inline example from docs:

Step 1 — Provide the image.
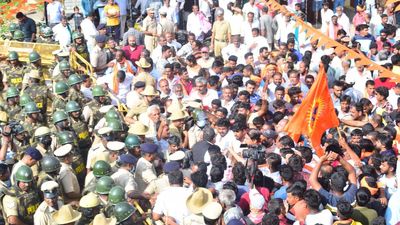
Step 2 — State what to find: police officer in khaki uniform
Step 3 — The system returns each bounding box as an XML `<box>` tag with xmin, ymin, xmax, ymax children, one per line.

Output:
<box><xmin>86</xmin><ymin>127</ymin><xmax>112</xmax><ymax>173</ymax></box>
<box><xmin>106</xmin><ymin>141</ymin><xmax>126</xmax><ymax>172</ymax></box>
<box><xmin>111</xmin><ymin>154</ymin><xmax>138</xmax><ymax>194</ymax></box>
<box><xmin>142</xmin><ymin>7</ymin><xmax>158</xmax><ymax>52</ymax></box>
<box><xmin>2</xmin><ymin>51</ymin><xmax>25</xmax><ymax>90</ymax></box>
<box><xmin>3</xmin><ymin>165</ymin><xmax>41</xmax><ymax>225</ymax></box>
<box><xmin>144</xmin><ymin>161</ymin><xmax>180</xmax><ymax>196</ymax></box>
<box><xmin>54</xmin><ymin>144</ymin><xmax>81</xmax><ymax>204</ymax></box>
<box><xmin>33</xmin><ymin>181</ymin><xmax>64</xmax><ymax>225</ymax></box>
<box><xmin>211</xmin><ymin>8</ymin><xmax>231</xmax><ymax>57</ymax></box>
<box><xmin>134</xmin><ymin>143</ymin><xmax>158</xmax><ymax>193</ymax></box>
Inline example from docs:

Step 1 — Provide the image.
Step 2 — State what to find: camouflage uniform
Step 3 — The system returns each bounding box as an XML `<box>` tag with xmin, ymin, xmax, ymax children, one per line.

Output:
<box><xmin>52</xmin><ymin>95</ymin><xmax>68</xmax><ymax>113</ymax></box>
<box><xmin>68</xmin><ymin>87</ymin><xmax>88</xmax><ymax>107</ymax></box>
<box><xmin>23</xmin><ymin>83</ymin><xmax>53</xmax><ymax>115</ymax></box>
<box><xmin>2</xmin><ymin>64</ymin><xmax>25</xmax><ymax>90</ymax></box>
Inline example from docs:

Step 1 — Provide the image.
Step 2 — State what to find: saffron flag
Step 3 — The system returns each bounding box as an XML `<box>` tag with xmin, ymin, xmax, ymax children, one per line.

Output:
<box><xmin>284</xmin><ymin>65</ymin><xmax>339</xmax><ymax>156</ymax></box>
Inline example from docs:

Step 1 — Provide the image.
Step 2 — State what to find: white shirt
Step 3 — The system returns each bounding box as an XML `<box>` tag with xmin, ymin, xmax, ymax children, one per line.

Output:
<box><xmin>345</xmin><ymin>68</ymin><xmax>372</xmax><ymax>94</ymax></box>
<box><xmin>276</xmin><ymin>19</ymin><xmax>296</xmax><ymax>43</ymax></box>
<box><xmin>336</xmin><ymin>13</ymin><xmax>350</xmax><ymax>34</ymax></box>
<box><xmin>242</xmin><ymin>3</ymin><xmax>260</xmax><ymax>20</ymax></box>
<box><xmin>189</xmin><ymin>89</ymin><xmax>219</xmax><ymax>108</ymax></box>
<box><xmin>305</xmin><ymin>209</ymin><xmax>333</xmax><ymax>225</ymax></box>
<box><xmin>229</xmin><ymin>13</ymin><xmax>244</xmax><ymax>36</ymax></box>
<box><xmin>111</xmin><ymin>168</ymin><xmax>138</xmax><ymax>193</ymax></box>
<box><xmin>320</xmin><ymin>8</ymin><xmax>334</xmax><ymax>34</ymax></box>
<box><xmin>153</xmin><ymin>186</ymin><xmax>192</xmax><ymax>224</ymax></box>
<box><xmin>215</xmin><ymin>130</ymin><xmax>235</xmax><ymax>152</ymax></box>
<box><xmin>80</xmin><ymin>18</ymin><xmax>98</xmax><ymax>47</ymax></box>
<box><xmin>221</xmin><ymin>99</ymin><xmax>235</xmax><ymax>114</ymax></box>
<box><xmin>221</xmin><ymin>44</ymin><xmax>249</xmax><ymax>65</ymax></box>
<box><xmin>247</xmin><ymin>35</ymin><xmax>268</xmax><ymax>58</ymax></box>
<box><xmin>199</xmin><ymin>0</ymin><xmax>212</xmax><ymax>18</ymax></box>
<box><xmin>243</xmin><ymin>20</ymin><xmax>260</xmax><ymax>46</ymax></box>
<box><xmin>388</xmin><ymin>89</ymin><xmax>399</xmax><ymax>110</ymax></box>
<box><xmin>98</xmin><ymin>71</ymin><xmax>134</xmax><ymax>104</ymax></box>
<box><xmin>187</xmin><ymin>12</ymin><xmax>202</xmax><ymax>38</ymax></box>
<box><xmin>47</xmin><ymin>1</ymin><xmax>63</xmax><ymax>24</ymax></box>
<box><xmin>52</xmin><ymin>23</ymin><xmax>72</xmax><ymax>48</ymax></box>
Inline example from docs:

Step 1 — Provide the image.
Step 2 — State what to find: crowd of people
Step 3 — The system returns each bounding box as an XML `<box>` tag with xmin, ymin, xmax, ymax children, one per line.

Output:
<box><xmin>0</xmin><ymin>0</ymin><xmax>400</xmax><ymax>224</ymax></box>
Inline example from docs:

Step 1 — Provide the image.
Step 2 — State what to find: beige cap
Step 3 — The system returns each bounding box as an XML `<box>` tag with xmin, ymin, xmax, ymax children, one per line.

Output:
<box><xmin>52</xmin><ymin>205</ymin><xmax>82</xmax><ymax>225</ymax></box>
<box><xmin>128</xmin><ymin>122</ymin><xmax>149</xmax><ymax>135</ymax></box>
<box><xmin>90</xmin><ymin>213</ymin><xmax>117</xmax><ymax>225</ymax></box>
<box><xmin>169</xmin><ymin>110</ymin><xmax>187</xmax><ymax>121</ymax></box>
<box><xmin>106</xmin><ymin>141</ymin><xmax>126</xmax><ymax>151</ymax></box>
<box><xmin>54</xmin><ymin>144</ymin><xmax>73</xmax><ymax>157</ymax></box>
<box><xmin>80</xmin><ymin>192</ymin><xmax>100</xmax><ymax>208</ymax></box>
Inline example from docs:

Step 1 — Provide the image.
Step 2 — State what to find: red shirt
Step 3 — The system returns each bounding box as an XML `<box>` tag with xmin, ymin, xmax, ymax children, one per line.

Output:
<box><xmin>122</xmin><ymin>45</ymin><xmax>144</xmax><ymax>65</ymax></box>
<box><xmin>374</xmin><ymin>77</ymin><xmax>396</xmax><ymax>89</ymax></box>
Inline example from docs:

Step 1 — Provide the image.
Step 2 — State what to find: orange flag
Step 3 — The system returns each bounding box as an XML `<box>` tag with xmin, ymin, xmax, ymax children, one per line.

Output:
<box><xmin>284</xmin><ymin>64</ymin><xmax>339</xmax><ymax>156</ymax></box>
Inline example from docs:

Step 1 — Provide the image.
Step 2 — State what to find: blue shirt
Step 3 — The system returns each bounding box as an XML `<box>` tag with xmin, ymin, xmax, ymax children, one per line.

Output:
<box><xmin>318</xmin><ymin>183</ymin><xmax>357</xmax><ymax>207</ymax></box>
<box><xmin>19</xmin><ymin>17</ymin><xmax>36</xmax><ymax>42</ymax></box>
<box><xmin>274</xmin><ymin>185</ymin><xmax>288</xmax><ymax>200</ymax></box>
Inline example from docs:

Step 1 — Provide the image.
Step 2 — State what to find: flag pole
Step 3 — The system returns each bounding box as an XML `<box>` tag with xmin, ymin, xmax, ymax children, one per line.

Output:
<box><xmin>336</xmin><ymin>127</ymin><xmax>342</xmax><ymax>139</ymax></box>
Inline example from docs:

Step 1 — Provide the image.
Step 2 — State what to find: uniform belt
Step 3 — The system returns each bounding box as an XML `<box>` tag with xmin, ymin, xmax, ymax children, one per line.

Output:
<box><xmin>215</xmin><ymin>39</ymin><xmax>227</xmax><ymax>42</ymax></box>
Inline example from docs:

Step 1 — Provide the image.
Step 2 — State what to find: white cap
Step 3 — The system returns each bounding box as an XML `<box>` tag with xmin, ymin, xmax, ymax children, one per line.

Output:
<box><xmin>202</xmin><ymin>202</ymin><xmax>223</xmax><ymax>220</ymax></box>
<box><xmin>99</xmin><ymin>105</ymin><xmax>115</xmax><ymax>114</ymax></box>
<box><xmin>54</xmin><ymin>144</ymin><xmax>73</xmax><ymax>157</ymax></box>
<box><xmin>169</xmin><ymin>150</ymin><xmax>185</xmax><ymax>161</ymax></box>
<box><xmin>159</xmin><ymin>8</ymin><xmax>167</xmax><ymax>15</ymax></box>
<box><xmin>98</xmin><ymin>127</ymin><xmax>113</xmax><ymax>135</ymax></box>
<box><xmin>41</xmin><ymin>180</ymin><xmax>59</xmax><ymax>192</ymax></box>
<box><xmin>106</xmin><ymin>141</ymin><xmax>126</xmax><ymax>151</ymax></box>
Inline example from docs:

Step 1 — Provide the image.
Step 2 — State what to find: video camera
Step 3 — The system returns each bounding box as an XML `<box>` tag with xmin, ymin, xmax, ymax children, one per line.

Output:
<box><xmin>1</xmin><ymin>121</ymin><xmax>23</xmax><ymax>137</ymax></box>
<box><xmin>242</xmin><ymin>144</ymin><xmax>266</xmax><ymax>163</ymax></box>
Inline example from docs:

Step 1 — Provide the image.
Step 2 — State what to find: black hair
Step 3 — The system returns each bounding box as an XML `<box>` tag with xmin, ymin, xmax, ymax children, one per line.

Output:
<box><xmin>362</xmin><ymin>123</ymin><xmax>375</xmax><ymax>135</ymax></box>
<box><xmin>382</xmin><ymin>155</ymin><xmax>397</xmax><ymax>171</ymax></box>
<box><xmin>278</xmin><ymin>135</ymin><xmax>295</xmax><ymax>148</ymax></box>
<box><xmin>216</xmin><ymin>107</ymin><xmax>228</xmax><ymax>117</ymax></box>
<box><xmin>356</xmin><ymin>187</ymin><xmax>371</xmax><ymax>207</ymax></box>
<box><xmin>288</xmin><ymin>154</ymin><xmax>304</xmax><ymax>172</ymax></box>
<box><xmin>191</xmin><ymin>171</ymin><xmax>208</xmax><ymax>188</ymax></box>
<box><xmin>168</xmin><ymin>135</ymin><xmax>181</xmax><ymax>146</ymax></box>
<box><xmin>295</xmin><ymin>146</ymin><xmax>313</xmax><ymax>163</ymax></box>
<box><xmin>203</xmin><ymin>126</ymin><xmax>216</xmax><ymax>142</ymax></box>
<box><xmin>377</xmin><ymin>133</ymin><xmax>393</xmax><ymax>150</ymax></box>
<box><xmin>211</xmin><ymin>153</ymin><xmax>227</xmax><ymax>170</ymax></box>
<box><xmin>279</xmin><ymin>164</ymin><xmax>294</xmax><ymax>182</ymax></box>
<box><xmin>286</xmin><ymin>183</ymin><xmax>305</xmax><ymax>199</ymax></box>
<box><xmin>375</xmin><ymin>86</ymin><xmax>389</xmax><ymax>99</ymax></box>
<box><xmin>272</xmin><ymin>112</ymin><xmax>285</xmax><ymax>124</ymax></box>
<box><xmin>330</xmin><ymin>172</ymin><xmax>347</xmax><ymax>192</ymax></box>
<box><xmin>232</xmin><ymin>162</ymin><xmax>246</xmax><ymax>185</ymax></box>
<box><xmin>168</xmin><ymin>170</ymin><xmax>184</xmax><ymax>186</ymax></box>
<box><xmin>266</xmin><ymin>153</ymin><xmax>282</xmax><ymax>172</ymax></box>
<box><xmin>262</xmin><ymin>213</ymin><xmax>280</xmax><ymax>225</ymax></box>
<box><xmin>210</xmin><ymin>166</ymin><xmax>224</xmax><ymax>183</ymax></box>
<box><xmin>267</xmin><ymin>198</ymin><xmax>284</xmax><ymax>215</ymax></box>
<box><xmin>304</xmin><ymin>189</ymin><xmax>321</xmax><ymax>211</ymax></box>
<box><xmin>337</xmin><ymin>200</ymin><xmax>353</xmax><ymax>219</ymax></box>
<box><xmin>216</xmin><ymin>118</ymin><xmax>230</xmax><ymax>128</ymax></box>
<box><xmin>222</xmin><ymin>181</ymin><xmax>238</xmax><ymax>196</ymax></box>
<box><xmin>371</xmin><ymin>217</ymin><xmax>386</xmax><ymax>225</ymax></box>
